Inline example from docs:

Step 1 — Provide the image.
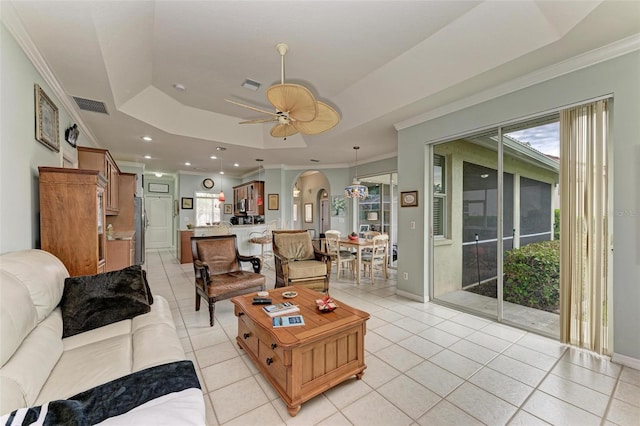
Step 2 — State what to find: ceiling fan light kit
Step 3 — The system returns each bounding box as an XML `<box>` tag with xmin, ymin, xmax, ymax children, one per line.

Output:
<box><xmin>226</xmin><ymin>43</ymin><xmax>340</xmax><ymax>138</ymax></box>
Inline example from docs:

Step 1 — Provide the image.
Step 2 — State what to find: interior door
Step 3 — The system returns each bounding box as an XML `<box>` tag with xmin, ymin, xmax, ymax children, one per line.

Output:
<box><xmin>320</xmin><ymin>198</ymin><xmax>330</xmax><ymax>234</ymax></box>
<box><xmin>145</xmin><ymin>196</ymin><xmax>173</xmax><ymax>249</ymax></box>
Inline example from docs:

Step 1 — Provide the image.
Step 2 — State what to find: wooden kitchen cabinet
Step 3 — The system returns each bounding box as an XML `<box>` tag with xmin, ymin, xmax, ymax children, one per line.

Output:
<box><xmin>106</xmin><ymin>234</ymin><xmax>135</xmax><ymax>272</ymax></box>
<box><xmin>77</xmin><ymin>146</ymin><xmax>121</xmax><ymax>215</ymax></box>
<box><xmin>39</xmin><ymin>167</ymin><xmax>107</xmax><ymax>276</ymax></box>
<box><xmin>109</xmin><ymin>173</ymin><xmax>136</xmax><ymax>230</ymax></box>
<box><xmin>233</xmin><ymin>180</ymin><xmax>264</xmax><ymax>215</ymax></box>
<box><xmin>178</xmin><ymin>230</ymin><xmax>194</xmax><ymax>263</ymax></box>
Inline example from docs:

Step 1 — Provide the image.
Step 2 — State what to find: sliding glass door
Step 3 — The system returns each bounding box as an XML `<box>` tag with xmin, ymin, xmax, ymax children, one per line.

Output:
<box><xmin>431</xmin><ymin>116</ymin><xmax>561</xmax><ymax>338</ymax></box>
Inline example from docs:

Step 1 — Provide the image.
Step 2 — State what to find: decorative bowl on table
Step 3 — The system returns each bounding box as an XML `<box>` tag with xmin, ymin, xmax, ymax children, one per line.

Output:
<box><xmin>348</xmin><ymin>233</ymin><xmax>358</xmax><ymax>241</ymax></box>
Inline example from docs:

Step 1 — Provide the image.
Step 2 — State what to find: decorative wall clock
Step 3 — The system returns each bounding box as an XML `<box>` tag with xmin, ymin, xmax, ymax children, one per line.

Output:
<box><xmin>202</xmin><ymin>178</ymin><xmax>215</xmax><ymax>189</ymax></box>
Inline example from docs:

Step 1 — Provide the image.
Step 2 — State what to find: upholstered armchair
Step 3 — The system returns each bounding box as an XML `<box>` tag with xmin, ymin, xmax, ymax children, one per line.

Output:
<box><xmin>272</xmin><ymin>230</ymin><xmax>331</xmax><ymax>293</ymax></box>
<box><xmin>191</xmin><ymin>235</ymin><xmax>266</xmax><ymax>326</ymax></box>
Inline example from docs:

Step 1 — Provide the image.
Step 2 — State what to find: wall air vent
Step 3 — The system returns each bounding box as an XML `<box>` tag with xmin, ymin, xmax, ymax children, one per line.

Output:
<box><xmin>72</xmin><ymin>96</ymin><xmax>109</xmax><ymax>114</ymax></box>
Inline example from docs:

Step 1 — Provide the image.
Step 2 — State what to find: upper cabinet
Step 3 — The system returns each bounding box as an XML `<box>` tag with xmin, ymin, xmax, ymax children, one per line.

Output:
<box><xmin>233</xmin><ymin>180</ymin><xmax>264</xmax><ymax>215</ymax></box>
<box><xmin>77</xmin><ymin>147</ymin><xmax>121</xmax><ymax>215</ymax></box>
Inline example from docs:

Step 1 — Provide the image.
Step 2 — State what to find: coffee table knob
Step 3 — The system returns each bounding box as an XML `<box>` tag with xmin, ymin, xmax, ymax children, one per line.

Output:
<box><xmin>266</xmin><ymin>357</ymin><xmax>273</xmax><ymax>366</ymax></box>
<box><xmin>271</xmin><ymin>343</ymin><xmax>277</xmax><ymax>349</ymax></box>
<box><xmin>243</xmin><ymin>332</ymin><xmax>250</xmax><ymax>339</ymax></box>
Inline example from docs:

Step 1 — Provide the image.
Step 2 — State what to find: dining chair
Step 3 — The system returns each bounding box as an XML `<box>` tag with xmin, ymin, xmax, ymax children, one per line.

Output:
<box><xmin>361</xmin><ymin>234</ymin><xmax>389</xmax><ymax>283</ymax></box>
<box><xmin>324</xmin><ymin>232</ymin><xmax>356</xmax><ymax>279</ymax></box>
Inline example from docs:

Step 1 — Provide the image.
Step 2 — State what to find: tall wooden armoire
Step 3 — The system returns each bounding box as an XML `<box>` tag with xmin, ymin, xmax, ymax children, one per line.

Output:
<box><xmin>39</xmin><ymin>167</ymin><xmax>107</xmax><ymax>276</ymax></box>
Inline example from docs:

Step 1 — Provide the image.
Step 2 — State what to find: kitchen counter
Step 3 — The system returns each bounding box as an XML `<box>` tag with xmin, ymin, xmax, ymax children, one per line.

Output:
<box><xmin>107</xmin><ymin>230</ymin><xmax>135</xmax><ymax>241</ymax></box>
<box><xmin>186</xmin><ymin>224</ymin><xmax>267</xmax><ymax>258</ymax></box>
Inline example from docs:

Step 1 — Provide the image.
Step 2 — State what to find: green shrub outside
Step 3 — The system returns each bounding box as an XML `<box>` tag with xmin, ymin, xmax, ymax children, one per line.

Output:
<box><xmin>503</xmin><ymin>240</ymin><xmax>560</xmax><ymax>312</ymax></box>
<box><xmin>553</xmin><ymin>209</ymin><xmax>560</xmax><ymax>240</ymax></box>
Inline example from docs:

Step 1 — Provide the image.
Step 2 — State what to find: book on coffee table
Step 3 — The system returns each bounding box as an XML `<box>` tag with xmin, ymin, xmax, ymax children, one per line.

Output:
<box><xmin>262</xmin><ymin>302</ymin><xmax>300</xmax><ymax>317</ymax></box>
<box><xmin>272</xmin><ymin>315</ymin><xmax>305</xmax><ymax>328</ymax></box>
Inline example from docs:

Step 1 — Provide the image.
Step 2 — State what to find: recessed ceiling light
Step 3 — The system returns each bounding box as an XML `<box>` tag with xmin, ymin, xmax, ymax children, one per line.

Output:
<box><xmin>142</xmin><ymin>136</ymin><xmax>153</xmax><ymax>141</ymax></box>
<box><xmin>144</xmin><ymin>155</ymin><xmax>152</xmax><ymax>159</ymax></box>
<box><xmin>220</xmin><ymin>171</ymin><xmax>225</xmax><ymax>175</ymax></box>
<box><xmin>210</xmin><ymin>155</ymin><xmax>217</xmax><ymax>159</ymax></box>
<box><xmin>216</xmin><ymin>147</ymin><xmax>226</xmax><ymax>151</ymax></box>
<box><xmin>241</xmin><ymin>79</ymin><xmax>261</xmax><ymax>91</ymax></box>
<box><xmin>185</xmin><ymin>162</ymin><xmax>191</xmax><ymax>166</ymax></box>
<box><xmin>480</xmin><ymin>174</ymin><xmax>489</xmax><ymax>178</ymax></box>
<box><xmin>234</xmin><ymin>163</ymin><xmax>239</xmax><ymax>167</ymax></box>
<box><xmin>155</xmin><ymin>172</ymin><xmax>163</xmax><ymax>177</ymax></box>
<box><xmin>256</xmin><ymin>159</ymin><xmax>264</xmax><ymax>162</ymax></box>
<box><xmin>173</xmin><ymin>83</ymin><xmax>186</xmax><ymax>92</ymax></box>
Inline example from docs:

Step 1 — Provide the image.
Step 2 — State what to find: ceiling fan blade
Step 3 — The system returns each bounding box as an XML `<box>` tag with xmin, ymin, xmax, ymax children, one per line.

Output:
<box><xmin>267</xmin><ymin>84</ymin><xmax>317</xmax><ymax>122</ymax></box>
<box><xmin>225</xmin><ymin>99</ymin><xmax>279</xmax><ymax>117</ymax></box>
<box><xmin>293</xmin><ymin>101</ymin><xmax>340</xmax><ymax>135</ymax></box>
<box><xmin>238</xmin><ymin>117</ymin><xmax>278</xmax><ymax>124</ymax></box>
<box><xmin>270</xmin><ymin>123</ymin><xmax>298</xmax><ymax>138</ymax></box>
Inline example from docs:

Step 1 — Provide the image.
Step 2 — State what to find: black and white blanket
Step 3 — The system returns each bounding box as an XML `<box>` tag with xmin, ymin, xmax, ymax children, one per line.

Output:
<box><xmin>2</xmin><ymin>361</ymin><xmax>204</xmax><ymax>425</ymax></box>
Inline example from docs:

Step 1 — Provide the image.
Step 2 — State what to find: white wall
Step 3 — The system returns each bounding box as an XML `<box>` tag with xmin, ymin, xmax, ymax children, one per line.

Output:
<box><xmin>398</xmin><ymin>51</ymin><xmax>640</xmax><ymax>361</ymax></box>
<box><xmin>0</xmin><ymin>24</ymin><xmax>92</xmax><ymax>253</ymax></box>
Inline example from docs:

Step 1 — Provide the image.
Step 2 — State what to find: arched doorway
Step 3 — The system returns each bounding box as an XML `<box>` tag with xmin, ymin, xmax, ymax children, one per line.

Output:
<box><xmin>291</xmin><ymin>170</ymin><xmax>331</xmax><ymax>237</ymax></box>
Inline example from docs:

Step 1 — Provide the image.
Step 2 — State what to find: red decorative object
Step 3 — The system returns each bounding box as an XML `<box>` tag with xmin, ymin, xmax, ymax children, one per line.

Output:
<box><xmin>218</xmin><ymin>191</ymin><xmax>225</xmax><ymax>202</ymax></box>
<box><xmin>348</xmin><ymin>232</ymin><xmax>358</xmax><ymax>241</ymax></box>
<box><xmin>316</xmin><ymin>295</ymin><xmax>337</xmax><ymax>312</ymax></box>
<box><xmin>257</xmin><ymin>195</ymin><xmax>263</xmax><ymax>205</ymax></box>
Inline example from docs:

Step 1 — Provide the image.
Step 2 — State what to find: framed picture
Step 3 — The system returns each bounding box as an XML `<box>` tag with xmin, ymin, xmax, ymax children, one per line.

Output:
<box><xmin>304</xmin><ymin>203</ymin><xmax>313</xmax><ymax>223</ymax></box>
<box><xmin>401</xmin><ymin>190</ymin><xmax>418</xmax><ymax>207</ymax></box>
<box><xmin>181</xmin><ymin>197</ymin><xmax>193</xmax><ymax>209</ymax></box>
<box><xmin>64</xmin><ymin>124</ymin><xmax>79</xmax><ymax>148</ymax></box>
<box><xmin>359</xmin><ymin>224</ymin><xmax>370</xmax><ymax>234</ymax></box>
<box><xmin>268</xmin><ymin>194</ymin><xmax>279</xmax><ymax>210</ymax></box>
<box><xmin>224</xmin><ymin>203</ymin><xmax>233</xmax><ymax>214</ymax></box>
<box><xmin>34</xmin><ymin>84</ymin><xmax>59</xmax><ymax>152</ymax></box>
<box><xmin>148</xmin><ymin>183</ymin><xmax>169</xmax><ymax>193</ymax></box>
<box><xmin>331</xmin><ymin>196</ymin><xmax>346</xmax><ymax>216</ymax></box>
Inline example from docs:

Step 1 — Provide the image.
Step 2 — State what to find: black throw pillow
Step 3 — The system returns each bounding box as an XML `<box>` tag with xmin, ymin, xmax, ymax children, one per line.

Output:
<box><xmin>61</xmin><ymin>265</ymin><xmax>151</xmax><ymax>338</ymax></box>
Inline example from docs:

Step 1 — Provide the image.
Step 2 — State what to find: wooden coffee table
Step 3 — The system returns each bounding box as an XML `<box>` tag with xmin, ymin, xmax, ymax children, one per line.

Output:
<box><xmin>231</xmin><ymin>286</ymin><xmax>369</xmax><ymax>416</ymax></box>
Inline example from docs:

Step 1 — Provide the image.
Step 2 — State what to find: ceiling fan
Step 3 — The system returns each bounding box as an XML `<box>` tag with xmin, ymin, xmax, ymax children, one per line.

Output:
<box><xmin>226</xmin><ymin>43</ymin><xmax>340</xmax><ymax>139</ymax></box>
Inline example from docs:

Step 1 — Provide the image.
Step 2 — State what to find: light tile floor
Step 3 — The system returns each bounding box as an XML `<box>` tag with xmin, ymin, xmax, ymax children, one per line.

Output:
<box><xmin>145</xmin><ymin>249</ymin><xmax>639</xmax><ymax>426</ymax></box>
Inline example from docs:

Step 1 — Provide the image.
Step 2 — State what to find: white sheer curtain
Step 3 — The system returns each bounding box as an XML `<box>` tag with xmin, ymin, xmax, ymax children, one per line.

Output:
<box><xmin>559</xmin><ymin>99</ymin><xmax>610</xmax><ymax>355</ymax></box>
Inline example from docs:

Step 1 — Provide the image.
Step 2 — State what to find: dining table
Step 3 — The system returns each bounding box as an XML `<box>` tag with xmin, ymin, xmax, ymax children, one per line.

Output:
<box><xmin>338</xmin><ymin>237</ymin><xmax>375</xmax><ymax>285</ymax></box>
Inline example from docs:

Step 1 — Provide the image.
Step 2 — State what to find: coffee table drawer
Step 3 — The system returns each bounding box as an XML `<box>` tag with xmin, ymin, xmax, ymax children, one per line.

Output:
<box><xmin>238</xmin><ymin>315</ymin><xmax>258</xmax><ymax>355</ymax></box>
<box><xmin>258</xmin><ymin>340</ymin><xmax>287</xmax><ymax>390</ymax></box>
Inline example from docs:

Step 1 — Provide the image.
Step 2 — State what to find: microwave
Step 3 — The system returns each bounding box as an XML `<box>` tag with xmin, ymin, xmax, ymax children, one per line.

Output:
<box><xmin>236</xmin><ymin>199</ymin><xmax>246</xmax><ymax>212</ymax></box>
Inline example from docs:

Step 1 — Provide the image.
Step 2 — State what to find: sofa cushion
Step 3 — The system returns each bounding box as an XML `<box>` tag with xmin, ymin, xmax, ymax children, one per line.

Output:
<box><xmin>0</xmin><ymin>271</ymin><xmax>38</xmax><ymax>367</ymax></box>
<box><xmin>0</xmin><ymin>311</ymin><xmax>63</xmax><ymax>414</ymax></box>
<box><xmin>287</xmin><ymin>260</ymin><xmax>327</xmax><ymax>279</ymax></box>
<box><xmin>36</xmin><ymin>334</ymin><xmax>132</xmax><ymax>405</ymax></box>
<box><xmin>60</xmin><ymin>266</ymin><xmax>151</xmax><ymax>338</ymax></box>
<box><xmin>274</xmin><ymin>233</ymin><xmax>315</xmax><ymax>261</ymax></box>
<box><xmin>0</xmin><ymin>250</ymin><xmax>68</xmax><ymax>323</ymax></box>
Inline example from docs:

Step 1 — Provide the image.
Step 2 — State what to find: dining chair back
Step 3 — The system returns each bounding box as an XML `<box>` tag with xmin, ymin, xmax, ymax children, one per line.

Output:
<box><xmin>361</xmin><ymin>234</ymin><xmax>389</xmax><ymax>283</ymax></box>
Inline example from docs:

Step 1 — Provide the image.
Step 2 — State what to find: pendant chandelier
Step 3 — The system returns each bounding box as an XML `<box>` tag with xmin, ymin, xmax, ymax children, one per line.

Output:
<box><xmin>218</xmin><ymin>158</ymin><xmax>225</xmax><ymax>202</ymax></box>
<box><xmin>344</xmin><ymin>146</ymin><xmax>368</xmax><ymax>199</ymax></box>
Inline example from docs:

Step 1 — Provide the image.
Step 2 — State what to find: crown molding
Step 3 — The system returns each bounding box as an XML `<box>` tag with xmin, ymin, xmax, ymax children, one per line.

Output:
<box><xmin>1</xmin><ymin>2</ymin><xmax>101</xmax><ymax>148</ymax></box>
<box><xmin>395</xmin><ymin>34</ymin><xmax>640</xmax><ymax>131</ymax></box>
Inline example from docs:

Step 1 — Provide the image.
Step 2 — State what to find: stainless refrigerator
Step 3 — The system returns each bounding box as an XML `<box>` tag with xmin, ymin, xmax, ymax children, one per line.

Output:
<box><xmin>133</xmin><ymin>197</ymin><xmax>146</xmax><ymax>265</ymax></box>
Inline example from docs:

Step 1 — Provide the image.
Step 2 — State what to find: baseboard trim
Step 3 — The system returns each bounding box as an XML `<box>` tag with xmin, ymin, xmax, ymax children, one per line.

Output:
<box><xmin>395</xmin><ymin>289</ymin><xmax>425</xmax><ymax>303</ymax></box>
<box><xmin>612</xmin><ymin>352</ymin><xmax>640</xmax><ymax>370</ymax></box>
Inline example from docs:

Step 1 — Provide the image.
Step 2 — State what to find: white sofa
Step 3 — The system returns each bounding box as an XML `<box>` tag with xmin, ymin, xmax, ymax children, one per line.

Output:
<box><xmin>0</xmin><ymin>249</ymin><xmax>204</xmax><ymax>422</ymax></box>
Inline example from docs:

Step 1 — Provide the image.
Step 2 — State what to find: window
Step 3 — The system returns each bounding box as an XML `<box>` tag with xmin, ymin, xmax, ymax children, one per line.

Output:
<box><xmin>433</xmin><ymin>154</ymin><xmax>447</xmax><ymax>238</ymax></box>
<box><xmin>195</xmin><ymin>192</ymin><xmax>221</xmax><ymax>226</ymax></box>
